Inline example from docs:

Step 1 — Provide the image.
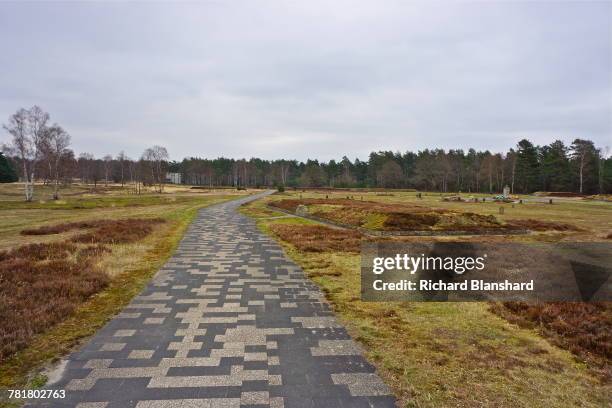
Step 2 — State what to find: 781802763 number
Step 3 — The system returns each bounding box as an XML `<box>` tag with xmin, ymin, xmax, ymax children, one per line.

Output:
<box><xmin>8</xmin><ymin>389</ymin><xmax>66</xmax><ymax>399</ymax></box>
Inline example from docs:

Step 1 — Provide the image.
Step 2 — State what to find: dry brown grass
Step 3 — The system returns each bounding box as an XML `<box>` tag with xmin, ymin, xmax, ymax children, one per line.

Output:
<box><xmin>0</xmin><ymin>245</ymin><xmax>108</xmax><ymax>362</ymax></box>
<box><xmin>534</xmin><ymin>192</ymin><xmax>586</xmax><ymax>197</ymax></box>
<box><xmin>266</xmin><ymin>202</ymin><xmax>609</xmax><ymax>383</ymax></box>
<box><xmin>21</xmin><ymin>218</ymin><xmax>165</xmax><ymax>244</ymax></box>
<box><xmin>270</xmin><ymin>198</ymin><xmax>529</xmax><ymax>232</ymax></box>
<box><xmin>490</xmin><ymin>301</ymin><xmax>611</xmax><ymax>380</ymax></box>
<box><xmin>506</xmin><ymin>219</ymin><xmax>582</xmax><ymax>232</ymax></box>
<box><xmin>0</xmin><ymin>218</ymin><xmax>165</xmax><ymax>363</ymax></box>
<box><xmin>269</xmin><ymin>224</ymin><xmax>363</xmax><ymax>253</ymax></box>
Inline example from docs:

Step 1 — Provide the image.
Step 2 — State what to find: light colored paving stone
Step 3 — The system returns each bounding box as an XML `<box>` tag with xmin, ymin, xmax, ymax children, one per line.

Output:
<box><xmin>240</xmin><ymin>391</ymin><xmax>269</xmax><ymax>405</ymax></box>
<box><xmin>136</xmin><ymin>399</ymin><xmax>240</xmax><ymax>408</ymax></box>
<box><xmin>331</xmin><ymin>373</ymin><xmax>393</xmax><ymax>396</ymax></box>
<box><xmin>129</xmin><ymin>349</ymin><xmax>156</xmax><ymax>359</ymax></box>
<box><xmin>144</xmin><ymin>317</ymin><xmax>165</xmax><ymax>324</ymax></box>
<box><xmin>113</xmin><ymin>329</ymin><xmax>136</xmax><ymax>337</ymax></box>
<box><xmin>99</xmin><ymin>343</ymin><xmax>125</xmax><ymax>352</ymax></box>
<box><xmin>76</xmin><ymin>402</ymin><xmax>108</xmax><ymax>408</ymax></box>
<box><xmin>311</xmin><ymin>340</ymin><xmax>362</xmax><ymax>356</ymax></box>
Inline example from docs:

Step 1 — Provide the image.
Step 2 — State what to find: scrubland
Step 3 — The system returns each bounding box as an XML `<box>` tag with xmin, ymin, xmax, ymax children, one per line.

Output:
<box><xmin>0</xmin><ymin>182</ymin><xmax>246</xmax><ymax>399</ymax></box>
<box><xmin>241</xmin><ymin>189</ymin><xmax>611</xmax><ymax>408</ymax></box>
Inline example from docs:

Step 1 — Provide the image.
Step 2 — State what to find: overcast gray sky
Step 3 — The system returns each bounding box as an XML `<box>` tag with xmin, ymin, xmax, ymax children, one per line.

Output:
<box><xmin>0</xmin><ymin>1</ymin><xmax>610</xmax><ymax>161</ymax></box>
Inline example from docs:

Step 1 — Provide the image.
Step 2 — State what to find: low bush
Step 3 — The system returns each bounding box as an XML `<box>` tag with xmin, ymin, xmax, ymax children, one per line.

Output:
<box><xmin>506</xmin><ymin>219</ymin><xmax>581</xmax><ymax>231</ymax></box>
<box><xmin>0</xmin><ymin>218</ymin><xmax>165</xmax><ymax>363</ymax></box>
<box><xmin>490</xmin><ymin>301</ymin><xmax>611</xmax><ymax>380</ymax></box>
<box><xmin>0</xmin><ymin>249</ymin><xmax>108</xmax><ymax>362</ymax></box>
<box><xmin>22</xmin><ymin>218</ymin><xmax>165</xmax><ymax>244</ymax></box>
<box><xmin>269</xmin><ymin>224</ymin><xmax>363</xmax><ymax>253</ymax></box>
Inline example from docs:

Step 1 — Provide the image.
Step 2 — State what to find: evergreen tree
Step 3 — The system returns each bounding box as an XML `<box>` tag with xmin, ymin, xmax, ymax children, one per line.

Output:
<box><xmin>0</xmin><ymin>152</ymin><xmax>18</xmax><ymax>183</ymax></box>
<box><xmin>514</xmin><ymin>139</ymin><xmax>541</xmax><ymax>193</ymax></box>
<box><xmin>540</xmin><ymin>140</ymin><xmax>571</xmax><ymax>191</ymax></box>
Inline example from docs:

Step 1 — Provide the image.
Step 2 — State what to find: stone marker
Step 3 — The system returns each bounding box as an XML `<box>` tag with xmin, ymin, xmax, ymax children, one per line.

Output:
<box><xmin>296</xmin><ymin>204</ymin><xmax>308</xmax><ymax>216</ymax></box>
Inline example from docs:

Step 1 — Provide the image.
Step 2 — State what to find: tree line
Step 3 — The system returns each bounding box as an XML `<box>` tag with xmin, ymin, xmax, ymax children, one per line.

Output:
<box><xmin>2</xmin><ymin>106</ymin><xmax>169</xmax><ymax>201</ymax></box>
<box><xmin>176</xmin><ymin>138</ymin><xmax>611</xmax><ymax>194</ymax></box>
<box><xmin>2</xmin><ymin>106</ymin><xmax>611</xmax><ymax>199</ymax></box>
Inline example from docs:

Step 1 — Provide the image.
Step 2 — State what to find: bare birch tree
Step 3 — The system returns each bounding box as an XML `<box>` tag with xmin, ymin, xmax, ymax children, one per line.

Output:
<box><xmin>117</xmin><ymin>151</ymin><xmax>126</xmax><ymax>186</ymax></box>
<box><xmin>103</xmin><ymin>154</ymin><xmax>113</xmax><ymax>186</ymax></box>
<box><xmin>142</xmin><ymin>146</ymin><xmax>169</xmax><ymax>193</ymax></box>
<box><xmin>2</xmin><ymin>106</ymin><xmax>50</xmax><ymax>201</ymax></box>
<box><xmin>45</xmin><ymin>125</ymin><xmax>71</xmax><ymax>199</ymax></box>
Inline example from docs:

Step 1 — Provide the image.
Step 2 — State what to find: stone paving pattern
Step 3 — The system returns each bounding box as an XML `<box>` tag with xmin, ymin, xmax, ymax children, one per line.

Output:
<box><xmin>28</xmin><ymin>193</ymin><xmax>395</xmax><ymax>408</ymax></box>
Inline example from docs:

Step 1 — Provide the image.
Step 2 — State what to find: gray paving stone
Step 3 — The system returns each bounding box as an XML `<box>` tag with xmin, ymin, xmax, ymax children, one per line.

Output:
<box><xmin>30</xmin><ymin>192</ymin><xmax>394</xmax><ymax>407</ymax></box>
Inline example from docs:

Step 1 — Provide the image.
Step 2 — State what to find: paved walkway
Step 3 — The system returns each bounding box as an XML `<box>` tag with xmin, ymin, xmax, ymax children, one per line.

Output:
<box><xmin>31</xmin><ymin>192</ymin><xmax>395</xmax><ymax>408</ymax></box>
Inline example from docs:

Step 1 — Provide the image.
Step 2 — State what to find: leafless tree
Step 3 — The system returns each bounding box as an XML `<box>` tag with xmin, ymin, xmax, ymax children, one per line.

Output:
<box><xmin>103</xmin><ymin>154</ymin><xmax>113</xmax><ymax>186</ymax></box>
<box><xmin>570</xmin><ymin>139</ymin><xmax>597</xmax><ymax>194</ymax></box>
<box><xmin>78</xmin><ymin>153</ymin><xmax>94</xmax><ymax>184</ymax></box>
<box><xmin>2</xmin><ymin>106</ymin><xmax>50</xmax><ymax>201</ymax></box>
<box><xmin>45</xmin><ymin>124</ymin><xmax>71</xmax><ymax>199</ymax></box>
<box><xmin>117</xmin><ymin>151</ymin><xmax>126</xmax><ymax>186</ymax></box>
<box><xmin>508</xmin><ymin>149</ymin><xmax>517</xmax><ymax>194</ymax></box>
<box><xmin>142</xmin><ymin>145</ymin><xmax>169</xmax><ymax>193</ymax></box>
<box><xmin>278</xmin><ymin>160</ymin><xmax>289</xmax><ymax>186</ymax></box>
<box><xmin>599</xmin><ymin>146</ymin><xmax>609</xmax><ymax>194</ymax></box>
<box><xmin>126</xmin><ymin>157</ymin><xmax>138</xmax><ymax>192</ymax></box>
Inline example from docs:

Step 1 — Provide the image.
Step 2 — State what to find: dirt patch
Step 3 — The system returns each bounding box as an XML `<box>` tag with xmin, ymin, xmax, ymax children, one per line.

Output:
<box><xmin>269</xmin><ymin>224</ymin><xmax>363</xmax><ymax>253</ymax></box>
<box><xmin>506</xmin><ymin>219</ymin><xmax>581</xmax><ymax>232</ymax></box>
<box><xmin>490</xmin><ymin>301</ymin><xmax>611</xmax><ymax>381</ymax></box>
<box><xmin>585</xmin><ymin>194</ymin><xmax>612</xmax><ymax>202</ymax></box>
<box><xmin>534</xmin><ymin>192</ymin><xmax>586</xmax><ymax>197</ymax></box>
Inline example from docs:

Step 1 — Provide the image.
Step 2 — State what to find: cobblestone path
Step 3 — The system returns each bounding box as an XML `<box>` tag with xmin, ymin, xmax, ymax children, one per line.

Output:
<box><xmin>31</xmin><ymin>192</ymin><xmax>395</xmax><ymax>408</ymax></box>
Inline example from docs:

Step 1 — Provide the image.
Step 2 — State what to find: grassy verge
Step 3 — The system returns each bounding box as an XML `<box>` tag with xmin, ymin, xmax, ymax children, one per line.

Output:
<box><xmin>241</xmin><ymin>197</ymin><xmax>610</xmax><ymax>408</ymax></box>
<box><xmin>0</xmin><ymin>191</ymin><xmax>241</xmax><ymax>407</ymax></box>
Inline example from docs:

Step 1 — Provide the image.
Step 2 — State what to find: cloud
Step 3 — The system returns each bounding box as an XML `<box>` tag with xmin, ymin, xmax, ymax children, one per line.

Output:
<box><xmin>0</xmin><ymin>1</ymin><xmax>610</xmax><ymax>161</ymax></box>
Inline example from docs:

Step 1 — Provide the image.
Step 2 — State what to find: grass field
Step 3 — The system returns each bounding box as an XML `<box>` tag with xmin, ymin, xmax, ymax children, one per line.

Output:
<box><xmin>0</xmin><ymin>182</ymin><xmax>249</xmax><ymax>402</ymax></box>
<box><xmin>267</xmin><ymin>189</ymin><xmax>611</xmax><ymax>240</ymax></box>
<box><xmin>241</xmin><ymin>190</ymin><xmax>611</xmax><ymax>408</ymax></box>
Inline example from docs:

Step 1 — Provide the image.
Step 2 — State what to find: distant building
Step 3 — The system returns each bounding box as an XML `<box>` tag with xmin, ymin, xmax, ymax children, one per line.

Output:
<box><xmin>166</xmin><ymin>172</ymin><xmax>182</xmax><ymax>184</ymax></box>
